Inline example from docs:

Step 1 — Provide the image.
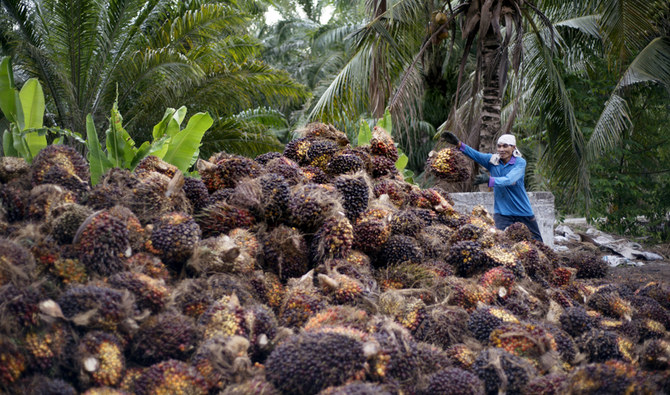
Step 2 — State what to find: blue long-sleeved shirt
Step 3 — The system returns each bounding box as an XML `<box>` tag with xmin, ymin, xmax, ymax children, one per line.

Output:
<box><xmin>459</xmin><ymin>143</ymin><xmax>534</xmax><ymax>216</ymax></box>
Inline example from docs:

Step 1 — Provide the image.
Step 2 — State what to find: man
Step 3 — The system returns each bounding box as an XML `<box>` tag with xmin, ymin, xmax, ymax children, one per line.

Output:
<box><xmin>442</xmin><ymin>132</ymin><xmax>543</xmax><ymax>242</ymax></box>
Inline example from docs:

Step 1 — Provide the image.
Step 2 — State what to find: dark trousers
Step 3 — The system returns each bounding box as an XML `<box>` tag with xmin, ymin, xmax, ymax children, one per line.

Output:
<box><xmin>493</xmin><ymin>213</ymin><xmax>543</xmax><ymax>242</ymax></box>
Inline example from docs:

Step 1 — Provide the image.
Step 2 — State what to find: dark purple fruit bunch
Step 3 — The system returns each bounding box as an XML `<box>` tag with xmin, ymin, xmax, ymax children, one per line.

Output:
<box><xmin>334</xmin><ymin>174</ymin><xmax>370</xmax><ymax>221</ymax></box>
<box><xmin>74</xmin><ymin>210</ymin><xmax>130</xmax><ymax>276</ymax></box>
<box><xmin>264</xmin><ymin>331</ymin><xmax>366</xmax><ymax>395</ymax></box>
<box><xmin>131</xmin><ymin>312</ymin><xmax>199</xmax><ymax>364</ymax></box>
<box><xmin>472</xmin><ymin>348</ymin><xmax>537</xmax><ymax>395</ymax></box>
<box><xmin>145</xmin><ymin>212</ymin><xmax>201</xmax><ymax>270</ymax></box>
<box><xmin>196</xmin><ymin>201</ymin><xmax>255</xmax><ymax>238</ymax></box>
<box><xmin>311</xmin><ymin>215</ymin><xmax>354</xmax><ymax>260</ymax></box>
<box><xmin>467</xmin><ymin>306</ymin><xmax>519</xmax><ymax>342</ymax></box>
<box><xmin>57</xmin><ymin>285</ymin><xmax>133</xmax><ymax>331</ymax></box>
<box><xmin>182</xmin><ymin>177</ymin><xmax>211</xmax><ymax>213</ymax></box>
<box><xmin>198</xmin><ymin>154</ymin><xmax>263</xmax><ymax>192</ymax></box>
<box><xmin>134</xmin><ymin>155</ymin><xmax>178</xmax><ymax>179</ymax></box>
<box><xmin>254</xmin><ymin>151</ymin><xmax>282</xmax><ymax>165</ymax></box>
<box><xmin>289</xmin><ymin>183</ymin><xmax>341</xmax><ymax>231</ymax></box>
<box><xmin>446</xmin><ymin>240</ymin><xmax>491</xmax><ymax>277</ymax></box>
<box><xmin>504</xmin><ymin>222</ymin><xmax>533</xmax><ymax>243</ymax></box>
<box><xmin>378</xmin><ymin>235</ymin><xmax>423</xmax><ymax>267</ymax></box>
<box><xmin>568</xmin><ymin>251</ymin><xmax>608</xmax><ymax>279</ymax></box>
<box><xmin>108</xmin><ymin>271</ymin><xmax>168</xmax><ymax>313</ymax></box>
<box><xmin>421</xmin><ymin>367</ymin><xmax>485</xmax><ymax>395</ymax></box>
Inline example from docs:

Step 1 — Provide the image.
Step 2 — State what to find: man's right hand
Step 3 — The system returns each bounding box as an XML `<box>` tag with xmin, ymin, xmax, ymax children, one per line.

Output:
<box><xmin>441</xmin><ymin>131</ymin><xmax>460</xmax><ymax>146</ymax></box>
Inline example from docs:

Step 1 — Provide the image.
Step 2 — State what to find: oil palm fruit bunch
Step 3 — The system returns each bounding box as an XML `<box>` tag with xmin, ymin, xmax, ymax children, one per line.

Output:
<box><xmin>145</xmin><ymin>212</ymin><xmax>200</xmax><ymax>271</ymax></box>
<box><xmin>0</xmin><ymin>238</ymin><xmax>36</xmax><ymax>287</ymax></box>
<box><xmin>198</xmin><ymin>154</ymin><xmax>263</xmax><ymax>192</ymax></box>
<box><xmin>265</xmin><ymin>330</ymin><xmax>367</xmax><ymax>395</ymax></box>
<box><xmin>46</xmin><ymin>203</ymin><xmax>94</xmax><ymax>245</ymax></box>
<box><xmin>182</xmin><ymin>177</ymin><xmax>211</xmax><ymax>214</ymax></box>
<box><xmin>0</xmin><ymin>131</ymin><xmax>667</xmax><ymax>394</ymax></box>
<box><xmin>129</xmin><ymin>171</ymin><xmax>191</xmax><ymax>224</ymax></box>
<box><xmin>31</xmin><ymin>144</ymin><xmax>90</xmax><ymax>198</ymax></box>
<box><xmin>289</xmin><ymin>183</ymin><xmax>341</xmax><ymax>232</ymax></box>
<box><xmin>260</xmin><ymin>225</ymin><xmax>309</xmax><ymax>282</ymax></box>
<box><xmin>134</xmin><ymin>359</ymin><xmax>208</xmax><ymax>395</ymax></box>
<box><xmin>334</xmin><ymin>173</ymin><xmax>370</xmax><ymax>221</ymax></box>
<box><xmin>278</xmin><ymin>277</ymin><xmax>326</xmax><ymax>328</ymax></box>
<box><xmin>57</xmin><ymin>285</ymin><xmax>134</xmax><ymax>331</ymax></box>
<box><xmin>77</xmin><ymin>331</ymin><xmax>126</xmax><ymax>388</ymax></box>
<box><xmin>300</xmin><ymin>122</ymin><xmax>350</xmax><ymax>146</ymax></box>
<box><xmin>473</xmin><ymin>347</ymin><xmax>538</xmax><ymax>394</ymax></box>
<box><xmin>131</xmin><ymin>311</ymin><xmax>199</xmax><ymax>364</ymax></box>
<box><xmin>133</xmin><ymin>155</ymin><xmax>178</xmax><ymax>179</ymax></box>
<box><xmin>0</xmin><ymin>335</ymin><xmax>27</xmax><ymax>388</ymax></box>
<box><xmin>311</xmin><ymin>215</ymin><xmax>354</xmax><ymax>261</ymax></box>
<box><xmin>108</xmin><ymin>271</ymin><xmax>168</xmax><ymax>313</ymax></box>
<box><xmin>27</xmin><ymin>184</ymin><xmax>77</xmax><ymax>220</ymax></box>
<box><xmin>74</xmin><ymin>210</ymin><xmax>131</xmax><ymax>276</ymax></box>
<box><xmin>567</xmin><ymin>251</ymin><xmax>608</xmax><ymax>279</ymax></box>
<box><xmin>196</xmin><ymin>201</ymin><xmax>255</xmax><ymax>238</ymax></box>
<box><xmin>85</xmin><ymin>168</ymin><xmax>137</xmax><ymax>210</ymax></box>
<box><xmin>419</xmin><ymin>367</ymin><xmax>485</xmax><ymax>395</ymax></box>
<box><xmin>426</xmin><ymin>147</ymin><xmax>469</xmax><ymax>182</ymax></box>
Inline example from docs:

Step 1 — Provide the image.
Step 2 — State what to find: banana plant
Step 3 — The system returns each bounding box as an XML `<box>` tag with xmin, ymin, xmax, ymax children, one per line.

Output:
<box><xmin>86</xmin><ymin>103</ymin><xmax>213</xmax><ymax>185</ymax></box>
<box><xmin>357</xmin><ymin>108</ymin><xmax>414</xmax><ymax>183</ymax></box>
<box><xmin>0</xmin><ymin>56</ymin><xmax>48</xmax><ymax>162</ymax></box>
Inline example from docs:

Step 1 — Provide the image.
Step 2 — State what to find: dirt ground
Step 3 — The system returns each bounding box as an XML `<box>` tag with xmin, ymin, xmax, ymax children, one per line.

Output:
<box><xmin>605</xmin><ymin>243</ymin><xmax>670</xmax><ymax>289</ymax></box>
<box><xmin>559</xmin><ymin>237</ymin><xmax>670</xmax><ymax>289</ymax></box>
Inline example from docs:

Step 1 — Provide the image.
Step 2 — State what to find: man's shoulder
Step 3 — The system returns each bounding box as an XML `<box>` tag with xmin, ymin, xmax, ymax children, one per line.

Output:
<box><xmin>511</xmin><ymin>156</ymin><xmax>526</xmax><ymax>166</ymax></box>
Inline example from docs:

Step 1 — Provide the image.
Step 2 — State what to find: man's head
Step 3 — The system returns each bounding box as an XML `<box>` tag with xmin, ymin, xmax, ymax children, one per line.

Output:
<box><xmin>497</xmin><ymin>134</ymin><xmax>516</xmax><ymax>163</ymax></box>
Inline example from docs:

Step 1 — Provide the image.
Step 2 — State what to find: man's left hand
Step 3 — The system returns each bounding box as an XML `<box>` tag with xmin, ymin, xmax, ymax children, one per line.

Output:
<box><xmin>473</xmin><ymin>173</ymin><xmax>489</xmax><ymax>186</ymax></box>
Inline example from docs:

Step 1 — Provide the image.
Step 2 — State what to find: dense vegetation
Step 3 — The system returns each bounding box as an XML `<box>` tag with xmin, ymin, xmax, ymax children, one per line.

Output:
<box><xmin>2</xmin><ymin>0</ymin><xmax>669</xmax><ymax>240</ymax></box>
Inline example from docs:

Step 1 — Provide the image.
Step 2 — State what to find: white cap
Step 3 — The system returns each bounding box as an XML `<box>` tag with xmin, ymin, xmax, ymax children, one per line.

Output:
<box><xmin>497</xmin><ymin>134</ymin><xmax>516</xmax><ymax>146</ymax></box>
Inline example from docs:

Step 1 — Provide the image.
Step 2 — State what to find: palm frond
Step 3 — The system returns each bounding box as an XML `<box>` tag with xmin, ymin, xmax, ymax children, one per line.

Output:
<box><xmin>585</xmin><ymin>93</ymin><xmax>631</xmax><ymax>157</ymax></box>
<box><xmin>599</xmin><ymin>0</ymin><xmax>657</xmax><ymax>64</ymax></box>
<box><xmin>617</xmin><ymin>36</ymin><xmax>670</xmax><ymax>89</ymax></box>
<box><xmin>201</xmin><ymin>115</ymin><xmax>284</xmax><ymax>158</ymax></box>
<box><xmin>555</xmin><ymin>15</ymin><xmax>601</xmax><ymax>39</ymax></box>
<box><xmin>522</xmin><ymin>26</ymin><xmax>588</xmax><ymax>202</ymax></box>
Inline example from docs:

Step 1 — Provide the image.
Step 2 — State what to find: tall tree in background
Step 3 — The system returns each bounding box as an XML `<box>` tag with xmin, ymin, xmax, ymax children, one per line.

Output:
<box><xmin>514</xmin><ymin>0</ymin><xmax>670</xmax><ymax>203</ymax></box>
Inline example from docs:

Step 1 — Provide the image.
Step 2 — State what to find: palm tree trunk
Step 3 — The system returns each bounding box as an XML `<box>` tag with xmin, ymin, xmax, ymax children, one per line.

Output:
<box><xmin>479</xmin><ymin>25</ymin><xmax>502</xmax><ymax>154</ymax></box>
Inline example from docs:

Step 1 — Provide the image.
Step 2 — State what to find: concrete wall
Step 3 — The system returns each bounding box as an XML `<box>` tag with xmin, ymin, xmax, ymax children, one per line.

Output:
<box><xmin>449</xmin><ymin>192</ymin><xmax>555</xmax><ymax>247</ymax></box>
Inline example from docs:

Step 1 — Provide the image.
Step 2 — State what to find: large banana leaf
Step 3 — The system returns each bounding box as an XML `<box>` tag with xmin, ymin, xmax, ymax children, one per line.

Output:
<box><xmin>18</xmin><ymin>78</ymin><xmax>47</xmax><ymax>158</ymax></box>
<box><xmin>163</xmin><ymin>112</ymin><xmax>214</xmax><ymax>172</ymax></box>
<box><xmin>106</xmin><ymin>101</ymin><xmax>136</xmax><ymax>168</ymax></box>
<box><xmin>86</xmin><ymin>114</ymin><xmax>113</xmax><ymax>185</ymax></box>
<box><xmin>0</xmin><ymin>57</ymin><xmax>22</xmax><ymax>129</ymax></box>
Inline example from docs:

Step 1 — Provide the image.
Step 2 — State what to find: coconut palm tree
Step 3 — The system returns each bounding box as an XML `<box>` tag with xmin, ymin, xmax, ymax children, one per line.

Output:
<box><xmin>0</xmin><ymin>0</ymin><xmax>309</xmax><ymax>151</ymax></box>
<box><xmin>514</xmin><ymin>0</ymin><xmax>670</xmax><ymax>203</ymax></box>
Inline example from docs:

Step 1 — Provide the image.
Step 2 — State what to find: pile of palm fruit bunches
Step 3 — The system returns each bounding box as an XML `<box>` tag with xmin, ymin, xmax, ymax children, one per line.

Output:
<box><xmin>0</xmin><ymin>122</ymin><xmax>669</xmax><ymax>395</ymax></box>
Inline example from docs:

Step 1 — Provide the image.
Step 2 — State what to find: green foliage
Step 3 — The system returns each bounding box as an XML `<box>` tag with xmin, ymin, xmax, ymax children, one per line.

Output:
<box><xmin>0</xmin><ymin>57</ymin><xmax>48</xmax><ymax>162</ymax></box>
<box><xmin>586</xmin><ymin>85</ymin><xmax>670</xmax><ymax>242</ymax></box>
<box><xmin>86</xmin><ymin>103</ymin><xmax>213</xmax><ymax>185</ymax></box>
<box><xmin>542</xmin><ymin>54</ymin><xmax>670</xmax><ymax>241</ymax></box>
<box><xmin>0</xmin><ymin>0</ymin><xmax>308</xmax><ymax>156</ymax></box>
